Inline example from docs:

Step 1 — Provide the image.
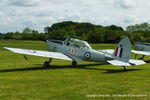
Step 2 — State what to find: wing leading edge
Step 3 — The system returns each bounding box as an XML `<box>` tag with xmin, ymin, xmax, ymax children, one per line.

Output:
<box><xmin>4</xmin><ymin>47</ymin><xmax>72</xmax><ymax>61</ymax></box>
<box><xmin>132</xmin><ymin>50</ymin><xmax>150</xmax><ymax>55</ymax></box>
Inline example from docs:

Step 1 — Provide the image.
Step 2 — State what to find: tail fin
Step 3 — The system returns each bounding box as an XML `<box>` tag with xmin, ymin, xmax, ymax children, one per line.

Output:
<box><xmin>113</xmin><ymin>37</ymin><xmax>131</xmax><ymax>61</ymax></box>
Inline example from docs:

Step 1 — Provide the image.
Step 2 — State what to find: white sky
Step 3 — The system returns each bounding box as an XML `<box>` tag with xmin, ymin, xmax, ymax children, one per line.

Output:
<box><xmin>0</xmin><ymin>0</ymin><xmax>149</xmax><ymax>33</ymax></box>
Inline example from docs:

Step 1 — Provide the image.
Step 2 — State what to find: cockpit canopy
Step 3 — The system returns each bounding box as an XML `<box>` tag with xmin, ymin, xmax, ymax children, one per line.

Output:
<box><xmin>65</xmin><ymin>38</ymin><xmax>91</xmax><ymax>49</ymax></box>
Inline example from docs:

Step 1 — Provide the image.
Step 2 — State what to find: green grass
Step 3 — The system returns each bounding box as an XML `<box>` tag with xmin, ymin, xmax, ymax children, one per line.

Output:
<box><xmin>0</xmin><ymin>40</ymin><xmax>150</xmax><ymax>100</ymax></box>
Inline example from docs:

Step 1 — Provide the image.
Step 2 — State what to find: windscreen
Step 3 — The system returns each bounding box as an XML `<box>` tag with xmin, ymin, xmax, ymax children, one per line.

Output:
<box><xmin>69</xmin><ymin>38</ymin><xmax>91</xmax><ymax>49</ymax></box>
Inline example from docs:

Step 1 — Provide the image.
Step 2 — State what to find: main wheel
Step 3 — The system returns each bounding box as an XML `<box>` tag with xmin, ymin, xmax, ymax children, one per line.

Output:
<box><xmin>123</xmin><ymin>67</ymin><xmax>126</xmax><ymax>71</ymax></box>
<box><xmin>44</xmin><ymin>61</ymin><xmax>49</xmax><ymax>67</ymax></box>
<box><xmin>72</xmin><ymin>61</ymin><xmax>77</xmax><ymax>66</ymax></box>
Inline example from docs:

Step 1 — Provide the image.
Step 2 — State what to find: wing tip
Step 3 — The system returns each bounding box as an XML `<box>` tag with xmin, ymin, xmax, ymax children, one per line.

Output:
<box><xmin>4</xmin><ymin>47</ymin><xmax>9</xmax><ymax>49</ymax></box>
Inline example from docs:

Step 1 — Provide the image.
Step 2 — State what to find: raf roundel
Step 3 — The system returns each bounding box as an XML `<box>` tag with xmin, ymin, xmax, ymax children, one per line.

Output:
<box><xmin>24</xmin><ymin>49</ymin><xmax>36</xmax><ymax>53</ymax></box>
<box><xmin>84</xmin><ymin>52</ymin><xmax>91</xmax><ymax>59</ymax></box>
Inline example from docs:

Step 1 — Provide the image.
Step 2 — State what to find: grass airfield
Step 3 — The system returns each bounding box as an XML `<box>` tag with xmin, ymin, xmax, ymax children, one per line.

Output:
<box><xmin>0</xmin><ymin>40</ymin><xmax>150</xmax><ymax>100</ymax></box>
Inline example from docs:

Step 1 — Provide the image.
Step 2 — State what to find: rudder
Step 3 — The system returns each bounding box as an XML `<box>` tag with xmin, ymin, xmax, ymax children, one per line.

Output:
<box><xmin>113</xmin><ymin>37</ymin><xmax>131</xmax><ymax>61</ymax></box>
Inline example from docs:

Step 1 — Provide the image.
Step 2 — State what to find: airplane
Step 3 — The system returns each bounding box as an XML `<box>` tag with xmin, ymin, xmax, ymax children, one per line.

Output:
<box><xmin>132</xmin><ymin>42</ymin><xmax>150</xmax><ymax>60</ymax></box>
<box><xmin>4</xmin><ymin>37</ymin><xmax>146</xmax><ymax>70</ymax></box>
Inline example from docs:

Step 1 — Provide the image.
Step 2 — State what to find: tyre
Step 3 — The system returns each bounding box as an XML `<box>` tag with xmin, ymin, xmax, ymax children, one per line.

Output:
<box><xmin>44</xmin><ymin>61</ymin><xmax>49</xmax><ymax>67</ymax></box>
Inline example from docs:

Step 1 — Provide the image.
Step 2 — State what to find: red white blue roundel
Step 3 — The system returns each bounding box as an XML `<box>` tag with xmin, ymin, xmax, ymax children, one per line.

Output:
<box><xmin>84</xmin><ymin>52</ymin><xmax>91</xmax><ymax>59</ymax></box>
<box><xmin>24</xmin><ymin>49</ymin><xmax>36</xmax><ymax>53</ymax></box>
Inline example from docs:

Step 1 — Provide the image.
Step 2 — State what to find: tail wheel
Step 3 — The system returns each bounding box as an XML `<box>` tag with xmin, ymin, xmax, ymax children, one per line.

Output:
<box><xmin>138</xmin><ymin>55</ymin><xmax>145</xmax><ymax>60</ymax></box>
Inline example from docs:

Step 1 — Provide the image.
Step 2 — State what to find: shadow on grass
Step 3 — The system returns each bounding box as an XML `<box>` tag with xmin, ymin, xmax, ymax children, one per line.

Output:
<box><xmin>102</xmin><ymin>69</ymin><xmax>142</xmax><ymax>74</ymax></box>
<box><xmin>0</xmin><ymin>63</ymin><xmax>142</xmax><ymax>73</ymax></box>
<box><xmin>0</xmin><ymin>63</ymin><xmax>103</xmax><ymax>73</ymax></box>
<box><xmin>144</xmin><ymin>60</ymin><xmax>150</xmax><ymax>63</ymax></box>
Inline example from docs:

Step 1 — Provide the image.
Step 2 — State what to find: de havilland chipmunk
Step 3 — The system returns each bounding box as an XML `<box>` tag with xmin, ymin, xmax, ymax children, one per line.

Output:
<box><xmin>4</xmin><ymin>37</ymin><xmax>146</xmax><ymax>70</ymax></box>
<box><xmin>132</xmin><ymin>42</ymin><xmax>150</xmax><ymax>60</ymax></box>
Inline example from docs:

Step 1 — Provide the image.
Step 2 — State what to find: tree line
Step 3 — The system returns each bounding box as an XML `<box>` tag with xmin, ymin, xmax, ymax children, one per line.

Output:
<box><xmin>0</xmin><ymin>21</ymin><xmax>150</xmax><ymax>43</ymax></box>
<box><xmin>0</xmin><ymin>28</ymin><xmax>49</xmax><ymax>41</ymax></box>
<box><xmin>127</xmin><ymin>22</ymin><xmax>150</xmax><ymax>42</ymax></box>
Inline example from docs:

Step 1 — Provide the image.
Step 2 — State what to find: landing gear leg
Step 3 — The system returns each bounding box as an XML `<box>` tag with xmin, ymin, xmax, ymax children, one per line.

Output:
<box><xmin>72</xmin><ymin>61</ymin><xmax>77</xmax><ymax>66</ymax></box>
<box><xmin>44</xmin><ymin>58</ymin><xmax>52</xmax><ymax>67</ymax></box>
<box><xmin>135</xmin><ymin>54</ymin><xmax>137</xmax><ymax>59</ymax></box>
<box><xmin>138</xmin><ymin>55</ymin><xmax>145</xmax><ymax>60</ymax></box>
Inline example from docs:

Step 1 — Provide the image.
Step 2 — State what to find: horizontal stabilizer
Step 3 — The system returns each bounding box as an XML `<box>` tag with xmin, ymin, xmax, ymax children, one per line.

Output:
<box><xmin>107</xmin><ymin>59</ymin><xmax>145</xmax><ymax>66</ymax></box>
<box><xmin>132</xmin><ymin>50</ymin><xmax>150</xmax><ymax>55</ymax></box>
<box><xmin>107</xmin><ymin>60</ymin><xmax>131</xmax><ymax>66</ymax></box>
<box><xmin>128</xmin><ymin>59</ymin><xmax>146</xmax><ymax>66</ymax></box>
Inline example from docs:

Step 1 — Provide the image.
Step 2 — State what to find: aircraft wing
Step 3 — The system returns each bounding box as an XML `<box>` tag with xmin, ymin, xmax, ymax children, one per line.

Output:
<box><xmin>107</xmin><ymin>59</ymin><xmax>146</xmax><ymax>66</ymax></box>
<box><xmin>132</xmin><ymin>50</ymin><xmax>150</xmax><ymax>55</ymax></box>
<box><xmin>4</xmin><ymin>47</ymin><xmax>72</xmax><ymax>61</ymax></box>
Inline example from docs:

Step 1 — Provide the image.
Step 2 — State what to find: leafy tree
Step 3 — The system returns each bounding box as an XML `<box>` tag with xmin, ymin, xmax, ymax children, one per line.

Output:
<box><xmin>106</xmin><ymin>25</ymin><xmax>123</xmax><ymax>31</ymax></box>
<box><xmin>50</xmin><ymin>21</ymin><xmax>76</xmax><ymax>31</ymax></box>
<box><xmin>44</xmin><ymin>27</ymin><xmax>51</xmax><ymax>34</ymax></box>
<box><xmin>0</xmin><ymin>33</ymin><xmax>4</xmax><ymax>39</ymax></box>
<box><xmin>4</xmin><ymin>32</ymin><xmax>14</xmax><ymax>39</ymax></box>
<box><xmin>23</xmin><ymin>27</ymin><xmax>32</xmax><ymax>34</ymax></box>
<box><xmin>13</xmin><ymin>31</ymin><xmax>21</xmax><ymax>40</ymax></box>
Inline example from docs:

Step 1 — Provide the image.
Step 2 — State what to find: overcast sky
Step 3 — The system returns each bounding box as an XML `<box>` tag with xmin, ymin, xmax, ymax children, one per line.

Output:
<box><xmin>0</xmin><ymin>0</ymin><xmax>149</xmax><ymax>33</ymax></box>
